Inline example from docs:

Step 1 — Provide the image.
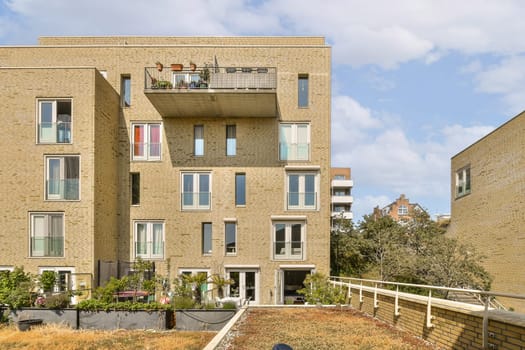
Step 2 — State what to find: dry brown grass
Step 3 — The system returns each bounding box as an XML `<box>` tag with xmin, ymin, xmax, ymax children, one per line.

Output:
<box><xmin>219</xmin><ymin>307</ymin><xmax>438</xmax><ymax>350</ymax></box>
<box><xmin>0</xmin><ymin>323</ymin><xmax>215</xmax><ymax>350</ymax></box>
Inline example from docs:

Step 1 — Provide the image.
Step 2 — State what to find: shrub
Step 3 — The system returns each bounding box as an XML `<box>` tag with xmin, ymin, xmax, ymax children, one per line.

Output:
<box><xmin>172</xmin><ymin>296</ymin><xmax>195</xmax><ymax>310</ymax></box>
<box><xmin>298</xmin><ymin>272</ymin><xmax>347</xmax><ymax>305</ymax></box>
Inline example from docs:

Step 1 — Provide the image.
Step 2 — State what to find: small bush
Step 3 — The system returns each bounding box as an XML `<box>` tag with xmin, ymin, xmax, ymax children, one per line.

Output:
<box><xmin>172</xmin><ymin>296</ymin><xmax>195</xmax><ymax>310</ymax></box>
<box><xmin>45</xmin><ymin>293</ymin><xmax>70</xmax><ymax>309</ymax></box>
<box><xmin>222</xmin><ymin>301</ymin><xmax>237</xmax><ymax>310</ymax></box>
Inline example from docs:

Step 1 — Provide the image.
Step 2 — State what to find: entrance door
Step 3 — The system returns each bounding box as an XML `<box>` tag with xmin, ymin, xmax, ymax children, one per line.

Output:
<box><xmin>226</xmin><ymin>269</ymin><xmax>259</xmax><ymax>305</ymax></box>
<box><xmin>279</xmin><ymin>269</ymin><xmax>312</xmax><ymax>304</ymax></box>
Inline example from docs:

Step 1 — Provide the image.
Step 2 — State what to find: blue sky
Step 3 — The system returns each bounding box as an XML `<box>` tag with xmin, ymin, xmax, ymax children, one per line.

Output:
<box><xmin>1</xmin><ymin>0</ymin><xmax>523</xmax><ymax>221</ymax></box>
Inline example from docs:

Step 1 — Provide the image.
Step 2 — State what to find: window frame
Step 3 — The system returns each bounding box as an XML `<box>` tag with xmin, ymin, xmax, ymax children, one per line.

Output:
<box><xmin>133</xmin><ymin>221</ymin><xmax>165</xmax><ymax>260</ymax></box>
<box><xmin>202</xmin><ymin>222</ymin><xmax>212</xmax><ymax>255</ymax></box>
<box><xmin>226</xmin><ymin>125</ymin><xmax>236</xmax><ymax>156</ymax></box>
<box><xmin>398</xmin><ymin>205</ymin><xmax>408</xmax><ymax>216</ymax></box>
<box><xmin>37</xmin><ymin>99</ymin><xmax>72</xmax><ymax>144</ymax></box>
<box><xmin>121</xmin><ymin>75</ymin><xmax>131</xmax><ymax>107</ymax></box>
<box><xmin>272</xmin><ymin>221</ymin><xmax>305</xmax><ymax>260</ymax></box>
<box><xmin>456</xmin><ymin>166</ymin><xmax>471</xmax><ymax>198</ymax></box>
<box><xmin>194</xmin><ymin>125</ymin><xmax>204</xmax><ymax>156</ymax></box>
<box><xmin>286</xmin><ymin>172</ymin><xmax>319</xmax><ymax>210</ymax></box>
<box><xmin>279</xmin><ymin>123</ymin><xmax>311</xmax><ymax>161</ymax></box>
<box><xmin>131</xmin><ymin>123</ymin><xmax>162</xmax><ymax>161</ymax></box>
<box><xmin>29</xmin><ymin>212</ymin><xmax>65</xmax><ymax>258</ymax></box>
<box><xmin>181</xmin><ymin>172</ymin><xmax>212</xmax><ymax>210</ymax></box>
<box><xmin>235</xmin><ymin>173</ymin><xmax>246</xmax><ymax>206</ymax></box>
<box><xmin>298</xmin><ymin>74</ymin><xmax>309</xmax><ymax>108</ymax></box>
<box><xmin>130</xmin><ymin>172</ymin><xmax>140</xmax><ymax>206</ymax></box>
<box><xmin>225</xmin><ymin>221</ymin><xmax>237</xmax><ymax>256</ymax></box>
<box><xmin>45</xmin><ymin>155</ymin><xmax>80</xmax><ymax>201</ymax></box>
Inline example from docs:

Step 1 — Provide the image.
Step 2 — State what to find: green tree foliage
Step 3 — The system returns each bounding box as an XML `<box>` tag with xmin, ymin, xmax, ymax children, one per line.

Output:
<box><xmin>298</xmin><ymin>272</ymin><xmax>347</xmax><ymax>304</ymax></box>
<box><xmin>332</xmin><ymin>211</ymin><xmax>492</xmax><ymax>294</ymax></box>
<box><xmin>0</xmin><ymin>267</ymin><xmax>36</xmax><ymax>308</ymax></box>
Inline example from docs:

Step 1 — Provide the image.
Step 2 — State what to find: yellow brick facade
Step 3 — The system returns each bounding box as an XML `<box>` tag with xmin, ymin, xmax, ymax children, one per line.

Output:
<box><xmin>0</xmin><ymin>36</ymin><xmax>331</xmax><ymax>304</ymax></box>
<box><xmin>449</xmin><ymin>111</ymin><xmax>525</xmax><ymax>312</ymax></box>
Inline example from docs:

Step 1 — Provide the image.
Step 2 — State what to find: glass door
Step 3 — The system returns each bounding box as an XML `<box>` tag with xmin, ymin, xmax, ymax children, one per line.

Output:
<box><xmin>227</xmin><ymin>269</ymin><xmax>259</xmax><ymax>305</ymax></box>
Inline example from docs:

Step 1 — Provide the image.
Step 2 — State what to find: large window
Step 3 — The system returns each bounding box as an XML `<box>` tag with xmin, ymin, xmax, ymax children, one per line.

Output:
<box><xmin>132</xmin><ymin>123</ymin><xmax>161</xmax><ymax>161</ymax></box>
<box><xmin>273</xmin><ymin>222</ymin><xmax>304</xmax><ymax>260</ymax></box>
<box><xmin>46</xmin><ymin>156</ymin><xmax>79</xmax><ymax>200</ymax></box>
<box><xmin>121</xmin><ymin>75</ymin><xmax>131</xmax><ymax>107</ymax></box>
<box><xmin>182</xmin><ymin>172</ymin><xmax>211</xmax><ymax>210</ymax></box>
<box><xmin>287</xmin><ymin>173</ymin><xmax>318</xmax><ymax>210</ymax></box>
<box><xmin>130</xmin><ymin>173</ymin><xmax>140</xmax><ymax>205</ymax></box>
<box><xmin>235</xmin><ymin>173</ymin><xmax>246</xmax><ymax>206</ymax></box>
<box><xmin>30</xmin><ymin>213</ymin><xmax>64</xmax><ymax>257</ymax></box>
<box><xmin>298</xmin><ymin>74</ymin><xmax>309</xmax><ymax>107</ymax></box>
<box><xmin>194</xmin><ymin>125</ymin><xmax>204</xmax><ymax>156</ymax></box>
<box><xmin>38</xmin><ymin>100</ymin><xmax>72</xmax><ymax>144</ymax></box>
<box><xmin>398</xmin><ymin>205</ymin><xmax>408</xmax><ymax>216</ymax></box>
<box><xmin>226</xmin><ymin>125</ymin><xmax>236</xmax><ymax>156</ymax></box>
<box><xmin>456</xmin><ymin>166</ymin><xmax>471</xmax><ymax>198</ymax></box>
<box><xmin>279</xmin><ymin>123</ymin><xmax>310</xmax><ymax>161</ymax></box>
<box><xmin>134</xmin><ymin>221</ymin><xmax>164</xmax><ymax>259</ymax></box>
<box><xmin>202</xmin><ymin>223</ymin><xmax>212</xmax><ymax>255</ymax></box>
<box><xmin>225</xmin><ymin>222</ymin><xmax>237</xmax><ymax>255</ymax></box>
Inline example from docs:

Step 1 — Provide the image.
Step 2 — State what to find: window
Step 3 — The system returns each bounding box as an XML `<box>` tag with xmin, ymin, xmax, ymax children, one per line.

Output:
<box><xmin>225</xmin><ymin>222</ymin><xmax>237</xmax><ymax>255</ymax></box>
<box><xmin>334</xmin><ymin>175</ymin><xmax>346</xmax><ymax>180</ymax></box>
<box><xmin>132</xmin><ymin>123</ymin><xmax>161</xmax><ymax>161</ymax></box>
<box><xmin>134</xmin><ymin>221</ymin><xmax>164</xmax><ymax>259</ymax></box>
<box><xmin>398</xmin><ymin>205</ymin><xmax>408</xmax><ymax>216</ymax></box>
<box><xmin>226</xmin><ymin>125</ymin><xmax>236</xmax><ymax>156</ymax></box>
<box><xmin>130</xmin><ymin>173</ymin><xmax>140</xmax><ymax>205</ymax></box>
<box><xmin>456</xmin><ymin>166</ymin><xmax>471</xmax><ymax>198</ymax></box>
<box><xmin>46</xmin><ymin>156</ymin><xmax>79</xmax><ymax>200</ymax></box>
<box><xmin>182</xmin><ymin>172</ymin><xmax>211</xmax><ymax>210</ymax></box>
<box><xmin>179</xmin><ymin>269</ymin><xmax>210</xmax><ymax>296</ymax></box>
<box><xmin>38</xmin><ymin>267</ymin><xmax>74</xmax><ymax>292</ymax></box>
<box><xmin>121</xmin><ymin>75</ymin><xmax>131</xmax><ymax>107</ymax></box>
<box><xmin>38</xmin><ymin>99</ymin><xmax>72</xmax><ymax>144</ymax></box>
<box><xmin>235</xmin><ymin>173</ymin><xmax>246</xmax><ymax>206</ymax></box>
<box><xmin>287</xmin><ymin>173</ymin><xmax>318</xmax><ymax>210</ymax></box>
<box><xmin>298</xmin><ymin>74</ymin><xmax>309</xmax><ymax>107</ymax></box>
<box><xmin>279</xmin><ymin>123</ymin><xmax>310</xmax><ymax>161</ymax></box>
<box><xmin>30</xmin><ymin>213</ymin><xmax>64</xmax><ymax>257</ymax></box>
<box><xmin>194</xmin><ymin>125</ymin><xmax>204</xmax><ymax>156</ymax></box>
<box><xmin>273</xmin><ymin>222</ymin><xmax>304</xmax><ymax>260</ymax></box>
<box><xmin>202</xmin><ymin>223</ymin><xmax>212</xmax><ymax>255</ymax></box>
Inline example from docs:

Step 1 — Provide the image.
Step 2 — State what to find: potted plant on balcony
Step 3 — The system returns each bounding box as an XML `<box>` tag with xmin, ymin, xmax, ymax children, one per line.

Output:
<box><xmin>157</xmin><ymin>80</ymin><xmax>172</xmax><ymax>89</ymax></box>
<box><xmin>155</xmin><ymin>61</ymin><xmax>163</xmax><ymax>72</ymax></box>
<box><xmin>190</xmin><ymin>61</ymin><xmax>197</xmax><ymax>71</ymax></box>
<box><xmin>199</xmin><ymin>65</ymin><xmax>210</xmax><ymax>88</ymax></box>
<box><xmin>171</xmin><ymin>63</ymin><xmax>183</xmax><ymax>71</ymax></box>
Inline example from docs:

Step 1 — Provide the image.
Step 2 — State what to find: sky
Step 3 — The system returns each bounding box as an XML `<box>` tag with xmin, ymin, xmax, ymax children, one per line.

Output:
<box><xmin>1</xmin><ymin>0</ymin><xmax>523</xmax><ymax>221</ymax></box>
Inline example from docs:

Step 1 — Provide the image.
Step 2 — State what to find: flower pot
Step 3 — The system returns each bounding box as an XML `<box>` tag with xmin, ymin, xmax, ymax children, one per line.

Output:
<box><xmin>171</xmin><ymin>63</ymin><xmax>183</xmax><ymax>71</ymax></box>
<box><xmin>156</xmin><ymin>62</ymin><xmax>163</xmax><ymax>72</ymax></box>
<box><xmin>190</xmin><ymin>63</ymin><xmax>196</xmax><ymax>71</ymax></box>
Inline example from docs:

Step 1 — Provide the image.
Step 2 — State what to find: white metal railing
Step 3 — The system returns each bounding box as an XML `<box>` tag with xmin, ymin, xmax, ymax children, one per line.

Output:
<box><xmin>330</xmin><ymin>276</ymin><xmax>525</xmax><ymax>349</ymax></box>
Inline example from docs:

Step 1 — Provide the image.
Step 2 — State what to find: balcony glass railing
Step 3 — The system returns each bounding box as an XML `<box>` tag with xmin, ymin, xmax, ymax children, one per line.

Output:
<box><xmin>135</xmin><ymin>241</ymin><xmax>164</xmax><ymax>259</ymax></box>
<box><xmin>31</xmin><ymin>237</ymin><xmax>64</xmax><ymax>257</ymax></box>
<box><xmin>39</xmin><ymin>122</ymin><xmax>71</xmax><ymax>143</ymax></box>
<box><xmin>181</xmin><ymin>192</ymin><xmax>211</xmax><ymax>210</ymax></box>
<box><xmin>287</xmin><ymin>192</ymin><xmax>317</xmax><ymax>210</ymax></box>
<box><xmin>279</xmin><ymin>143</ymin><xmax>310</xmax><ymax>161</ymax></box>
<box><xmin>46</xmin><ymin>179</ymin><xmax>79</xmax><ymax>200</ymax></box>
<box><xmin>274</xmin><ymin>241</ymin><xmax>304</xmax><ymax>259</ymax></box>
<box><xmin>145</xmin><ymin>66</ymin><xmax>277</xmax><ymax>90</ymax></box>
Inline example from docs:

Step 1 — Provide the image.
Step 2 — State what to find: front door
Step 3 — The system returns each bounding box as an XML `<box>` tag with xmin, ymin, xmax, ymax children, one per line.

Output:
<box><xmin>226</xmin><ymin>269</ymin><xmax>259</xmax><ymax>305</ymax></box>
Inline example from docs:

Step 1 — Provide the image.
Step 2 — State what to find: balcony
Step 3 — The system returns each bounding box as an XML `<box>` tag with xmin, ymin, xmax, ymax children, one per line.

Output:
<box><xmin>273</xmin><ymin>241</ymin><xmax>304</xmax><ymax>260</ymax></box>
<box><xmin>331</xmin><ymin>179</ymin><xmax>353</xmax><ymax>188</ymax></box>
<box><xmin>144</xmin><ymin>66</ymin><xmax>277</xmax><ymax>118</ymax></box>
<box><xmin>331</xmin><ymin>211</ymin><xmax>353</xmax><ymax>220</ymax></box>
<box><xmin>331</xmin><ymin>194</ymin><xmax>353</xmax><ymax>204</ymax></box>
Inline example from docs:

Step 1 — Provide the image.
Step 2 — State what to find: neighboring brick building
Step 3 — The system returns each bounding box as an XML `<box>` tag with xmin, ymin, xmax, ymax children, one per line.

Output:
<box><xmin>0</xmin><ymin>36</ymin><xmax>332</xmax><ymax>304</ymax></box>
<box><xmin>373</xmin><ymin>194</ymin><xmax>425</xmax><ymax>223</ymax></box>
<box><xmin>330</xmin><ymin>167</ymin><xmax>353</xmax><ymax>226</ymax></box>
<box><xmin>448</xmin><ymin>111</ymin><xmax>525</xmax><ymax>311</ymax></box>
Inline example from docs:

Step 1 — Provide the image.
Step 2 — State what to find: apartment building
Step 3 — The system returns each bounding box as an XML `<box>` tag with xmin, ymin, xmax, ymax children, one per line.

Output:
<box><xmin>449</xmin><ymin>111</ymin><xmax>525</xmax><ymax>311</ymax></box>
<box><xmin>0</xmin><ymin>36</ymin><xmax>332</xmax><ymax>304</ymax></box>
<box><xmin>372</xmin><ymin>194</ymin><xmax>425</xmax><ymax>223</ymax></box>
<box><xmin>330</xmin><ymin>167</ymin><xmax>353</xmax><ymax>226</ymax></box>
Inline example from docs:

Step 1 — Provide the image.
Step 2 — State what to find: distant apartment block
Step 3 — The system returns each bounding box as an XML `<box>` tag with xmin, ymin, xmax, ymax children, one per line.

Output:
<box><xmin>330</xmin><ymin>167</ymin><xmax>353</xmax><ymax>225</ymax></box>
<box><xmin>373</xmin><ymin>194</ymin><xmax>425</xmax><ymax>222</ymax></box>
<box><xmin>0</xmin><ymin>36</ymin><xmax>332</xmax><ymax>305</ymax></box>
<box><xmin>448</xmin><ymin>111</ymin><xmax>525</xmax><ymax>311</ymax></box>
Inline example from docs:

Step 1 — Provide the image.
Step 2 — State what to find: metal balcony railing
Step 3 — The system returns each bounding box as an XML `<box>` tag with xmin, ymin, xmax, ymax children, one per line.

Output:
<box><xmin>287</xmin><ymin>192</ymin><xmax>317</xmax><ymax>210</ymax></box>
<box><xmin>131</xmin><ymin>142</ymin><xmax>162</xmax><ymax>161</ymax></box>
<box><xmin>144</xmin><ymin>66</ymin><xmax>277</xmax><ymax>90</ymax></box>
<box><xmin>181</xmin><ymin>192</ymin><xmax>211</xmax><ymax>210</ymax></box>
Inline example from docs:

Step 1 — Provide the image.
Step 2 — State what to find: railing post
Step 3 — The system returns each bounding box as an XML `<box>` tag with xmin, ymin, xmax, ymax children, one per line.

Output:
<box><xmin>394</xmin><ymin>286</ymin><xmax>400</xmax><ymax>316</ymax></box>
<box><xmin>347</xmin><ymin>282</ymin><xmax>352</xmax><ymax>306</ymax></box>
<box><xmin>426</xmin><ymin>290</ymin><xmax>434</xmax><ymax>328</ymax></box>
<box><xmin>359</xmin><ymin>282</ymin><xmax>363</xmax><ymax>303</ymax></box>
<box><xmin>483</xmin><ymin>295</ymin><xmax>490</xmax><ymax>349</ymax></box>
<box><xmin>373</xmin><ymin>283</ymin><xmax>379</xmax><ymax>309</ymax></box>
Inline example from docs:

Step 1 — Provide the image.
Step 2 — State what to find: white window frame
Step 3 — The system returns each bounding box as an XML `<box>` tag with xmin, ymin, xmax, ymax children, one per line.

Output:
<box><xmin>272</xmin><ymin>221</ymin><xmax>305</xmax><ymax>260</ymax></box>
<box><xmin>226</xmin><ymin>125</ymin><xmax>236</xmax><ymax>156</ymax></box>
<box><xmin>194</xmin><ymin>125</ymin><xmax>204</xmax><ymax>156</ymax></box>
<box><xmin>131</xmin><ymin>123</ymin><xmax>162</xmax><ymax>161</ymax></box>
<box><xmin>279</xmin><ymin>123</ymin><xmax>310</xmax><ymax>161</ymax></box>
<box><xmin>286</xmin><ymin>172</ymin><xmax>319</xmax><ymax>210</ymax></box>
<box><xmin>38</xmin><ymin>267</ymin><xmax>75</xmax><ymax>293</ymax></box>
<box><xmin>202</xmin><ymin>222</ymin><xmax>212</xmax><ymax>255</ymax></box>
<box><xmin>133</xmin><ymin>221</ymin><xmax>165</xmax><ymax>259</ymax></box>
<box><xmin>45</xmin><ymin>155</ymin><xmax>80</xmax><ymax>201</ymax></box>
<box><xmin>398</xmin><ymin>205</ymin><xmax>408</xmax><ymax>216</ymax></box>
<box><xmin>37</xmin><ymin>99</ymin><xmax>72</xmax><ymax>144</ymax></box>
<box><xmin>181</xmin><ymin>172</ymin><xmax>212</xmax><ymax>210</ymax></box>
<box><xmin>226</xmin><ymin>268</ymin><xmax>260</xmax><ymax>305</ymax></box>
<box><xmin>29</xmin><ymin>212</ymin><xmax>65</xmax><ymax>258</ymax></box>
<box><xmin>456</xmin><ymin>166</ymin><xmax>471</xmax><ymax>198</ymax></box>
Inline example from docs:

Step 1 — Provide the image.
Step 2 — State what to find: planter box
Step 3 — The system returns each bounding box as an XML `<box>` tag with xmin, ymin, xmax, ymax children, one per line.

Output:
<box><xmin>79</xmin><ymin>309</ymin><xmax>173</xmax><ymax>330</ymax></box>
<box><xmin>9</xmin><ymin>308</ymin><xmax>78</xmax><ymax>328</ymax></box>
<box><xmin>175</xmin><ymin>309</ymin><xmax>237</xmax><ymax>331</ymax></box>
<box><xmin>8</xmin><ymin>308</ymin><xmax>173</xmax><ymax>330</ymax></box>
